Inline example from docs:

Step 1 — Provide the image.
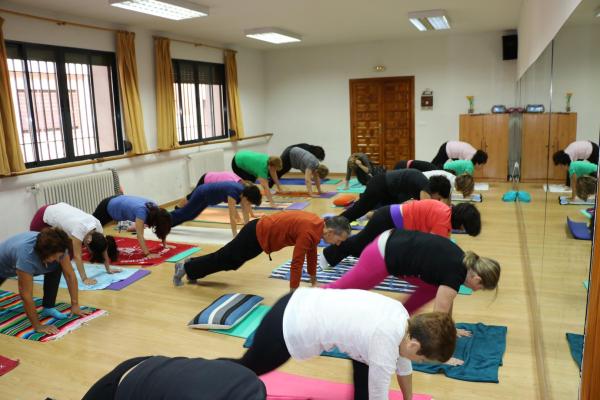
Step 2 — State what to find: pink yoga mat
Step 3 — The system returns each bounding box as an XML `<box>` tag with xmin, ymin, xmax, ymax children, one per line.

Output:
<box><xmin>260</xmin><ymin>371</ymin><xmax>432</xmax><ymax>400</ymax></box>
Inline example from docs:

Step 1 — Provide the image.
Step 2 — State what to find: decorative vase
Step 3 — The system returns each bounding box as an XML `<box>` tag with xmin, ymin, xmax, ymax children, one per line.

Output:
<box><xmin>566</xmin><ymin>93</ymin><xmax>572</xmax><ymax>112</ymax></box>
<box><xmin>466</xmin><ymin>96</ymin><xmax>474</xmax><ymax>114</ymax></box>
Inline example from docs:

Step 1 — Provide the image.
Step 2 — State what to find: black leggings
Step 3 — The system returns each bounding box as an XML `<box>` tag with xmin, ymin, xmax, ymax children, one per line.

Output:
<box><xmin>0</xmin><ymin>268</ymin><xmax>62</xmax><ymax>308</ymax></box>
<box><xmin>93</xmin><ymin>195</ymin><xmax>121</xmax><ymax>226</ymax></box>
<box><xmin>231</xmin><ymin>158</ymin><xmax>258</xmax><ymax>183</ymax></box>
<box><xmin>588</xmin><ymin>142</ymin><xmax>599</xmax><ymax>165</ymax></box>
<box><xmin>82</xmin><ymin>356</ymin><xmax>151</xmax><ymax>400</ymax></box>
<box><xmin>237</xmin><ymin>292</ymin><xmax>370</xmax><ymax>400</ymax></box>
<box><xmin>277</xmin><ymin>147</ymin><xmax>293</xmax><ymax>179</ymax></box>
<box><xmin>431</xmin><ymin>142</ymin><xmax>449</xmax><ymax>168</ymax></box>
<box><xmin>186</xmin><ymin>174</ymin><xmax>206</xmax><ymax>200</ymax></box>
<box><xmin>184</xmin><ymin>219</ymin><xmax>263</xmax><ymax>280</ymax></box>
<box><xmin>340</xmin><ymin>174</ymin><xmax>394</xmax><ymax>222</ymax></box>
<box><xmin>324</xmin><ymin>206</ymin><xmax>395</xmax><ymax>266</ymax></box>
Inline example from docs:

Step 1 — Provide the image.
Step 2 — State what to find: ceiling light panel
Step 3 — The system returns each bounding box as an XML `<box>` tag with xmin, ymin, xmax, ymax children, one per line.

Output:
<box><xmin>245</xmin><ymin>28</ymin><xmax>302</xmax><ymax>44</ymax></box>
<box><xmin>109</xmin><ymin>0</ymin><xmax>208</xmax><ymax>20</ymax></box>
<box><xmin>407</xmin><ymin>9</ymin><xmax>451</xmax><ymax>31</ymax></box>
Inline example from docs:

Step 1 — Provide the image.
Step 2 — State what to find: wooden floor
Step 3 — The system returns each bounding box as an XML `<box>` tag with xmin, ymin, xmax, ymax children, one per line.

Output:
<box><xmin>1</xmin><ymin>180</ymin><xmax>588</xmax><ymax>399</ymax></box>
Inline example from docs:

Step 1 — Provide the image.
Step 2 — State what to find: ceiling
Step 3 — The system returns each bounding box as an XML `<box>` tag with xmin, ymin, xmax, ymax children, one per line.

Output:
<box><xmin>4</xmin><ymin>0</ymin><xmax>524</xmax><ymax>50</ymax></box>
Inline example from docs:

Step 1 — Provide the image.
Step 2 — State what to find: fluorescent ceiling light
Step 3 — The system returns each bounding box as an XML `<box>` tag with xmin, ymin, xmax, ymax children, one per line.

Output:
<box><xmin>245</xmin><ymin>28</ymin><xmax>302</xmax><ymax>44</ymax></box>
<box><xmin>109</xmin><ymin>0</ymin><xmax>208</xmax><ymax>20</ymax></box>
<box><xmin>408</xmin><ymin>9</ymin><xmax>450</xmax><ymax>31</ymax></box>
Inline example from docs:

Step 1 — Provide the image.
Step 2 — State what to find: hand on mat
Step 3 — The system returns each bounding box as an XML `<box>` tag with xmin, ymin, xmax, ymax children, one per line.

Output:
<box><xmin>107</xmin><ymin>267</ymin><xmax>121</xmax><ymax>274</ymax></box>
<box><xmin>163</xmin><ymin>244</ymin><xmax>176</xmax><ymax>250</ymax></box>
<box><xmin>310</xmin><ymin>275</ymin><xmax>318</xmax><ymax>287</ymax></box>
<box><xmin>444</xmin><ymin>357</ymin><xmax>465</xmax><ymax>366</ymax></box>
<box><xmin>146</xmin><ymin>253</ymin><xmax>161</xmax><ymax>259</ymax></box>
<box><xmin>456</xmin><ymin>328</ymin><xmax>472</xmax><ymax>337</ymax></box>
<box><xmin>70</xmin><ymin>305</ymin><xmax>91</xmax><ymax>317</ymax></box>
<box><xmin>82</xmin><ymin>277</ymin><xmax>97</xmax><ymax>286</ymax></box>
<box><xmin>35</xmin><ymin>324</ymin><xmax>59</xmax><ymax>335</ymax></box>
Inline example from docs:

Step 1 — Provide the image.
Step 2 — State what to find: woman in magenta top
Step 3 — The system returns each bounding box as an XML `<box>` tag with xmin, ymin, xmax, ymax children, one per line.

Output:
<box><xmin>431</xmin><ymin>140</ymin><xmax>487</xmax><ymax>169</ymax></box>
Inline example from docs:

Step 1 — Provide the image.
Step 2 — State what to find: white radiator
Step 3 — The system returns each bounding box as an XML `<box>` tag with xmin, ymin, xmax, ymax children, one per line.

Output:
<box><xmin>186</xmin><ymin>149</ymin><xmax>225</xmax><ymax>189</ymax></box>
<box><xmin>32</xmin><ymin>170</ymin><xmax>120</xmax><ymax>214</ymax></box>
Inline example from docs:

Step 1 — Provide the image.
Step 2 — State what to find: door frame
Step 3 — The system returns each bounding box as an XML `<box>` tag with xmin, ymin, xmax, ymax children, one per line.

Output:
<box><xmin>349</xmin><ymin>76</ymin><xmax>415</xmax><ymax>165</ymax></box>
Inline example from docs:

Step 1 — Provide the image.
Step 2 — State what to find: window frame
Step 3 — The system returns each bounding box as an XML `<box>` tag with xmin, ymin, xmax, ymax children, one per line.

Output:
<box><xmin>172</xmin><ymin>58</ymin><xmax>229</xmax><ymax>145</ymax></box>
<box><xmin>6</xmin><ymin>40</ymin><xmax>124</xmax><ymax>168</ymax></box>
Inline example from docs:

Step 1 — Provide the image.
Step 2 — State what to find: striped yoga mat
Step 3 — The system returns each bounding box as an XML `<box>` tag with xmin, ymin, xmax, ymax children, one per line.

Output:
<box><xmin>269</xmin><ymin>257</ymin><xmax>417</xmax><ymax>294</ymax></box>
<box><xmin>0</xmin><ymin>290</ymin><xmax>106</xmax><ymax>342</ymax></box>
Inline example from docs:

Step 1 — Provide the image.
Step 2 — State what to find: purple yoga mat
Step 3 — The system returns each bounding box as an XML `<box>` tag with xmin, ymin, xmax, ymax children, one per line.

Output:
<box><xmin>318</xmin><ymin>192</ymin><xmax>337</xmax><ymax>199</ymax></box>
<box><xmin>286</xmin><ymin>201</ymin><xmax>310</xmax><ymax>210</ymax></box>
<box><xmin>106</xmin><ymin>269</ymin><xmax>151</xmax><ymax>290</ymax></box>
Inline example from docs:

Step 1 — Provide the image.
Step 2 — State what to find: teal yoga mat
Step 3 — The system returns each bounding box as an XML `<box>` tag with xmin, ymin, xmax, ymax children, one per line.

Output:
<box><xmin>336</xmin><ymin>179</ymin><xmax>365</xmax><ymax>193</ymax></box>
<box><xmin>166</xmin><ymin>247</ymin><xmax>201</xmax><ymax>262</ymax></box>
<box><xmin>584</xmin><ymin>280</ymin><xmax>589</xmax><ymax>290</ymax></box>
<box><xmin>210</xmin><ymin>305</ymin><xmax>271</xmax><ymax>338</ymax></box>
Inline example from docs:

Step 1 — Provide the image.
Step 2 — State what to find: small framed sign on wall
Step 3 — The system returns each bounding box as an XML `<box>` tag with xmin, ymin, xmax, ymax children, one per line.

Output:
<box><xmin>421</xmin><ymin>89</ymin><xmax>433</xmax><ymax>109</ymax></box>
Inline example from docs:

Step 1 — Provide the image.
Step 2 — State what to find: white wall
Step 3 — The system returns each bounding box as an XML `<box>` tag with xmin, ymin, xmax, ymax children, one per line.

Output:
<box><xmin>0</xmin><ymin>4</ymin><xmax>267</xmax><ymax>238</ymax></box>
<box><xmin>517</xmin><ymin>0</ymin><xmax>582</xmax><ymax>79</ymax></box>
<box><xmin>264</xmin><ymin>32</ymin><xmax>517</xmax><ymax>171</ymax></box>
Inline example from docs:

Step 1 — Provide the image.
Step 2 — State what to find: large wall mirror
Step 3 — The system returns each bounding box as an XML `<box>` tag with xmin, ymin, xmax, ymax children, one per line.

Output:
<box><xmin>518</xmin><ymin>1</ymin><xmax>600</xmax><ymax>398</ymax></box>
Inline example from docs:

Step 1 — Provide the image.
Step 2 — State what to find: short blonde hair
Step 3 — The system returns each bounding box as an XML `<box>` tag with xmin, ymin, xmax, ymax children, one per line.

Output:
<box><xmin>455</xmin><ymin>174</ymin><xmax>475</xmax><ymax>197</ymax></box>
<box><xmin>268</xmin><ymin>156</ymin><xmax>283</xmax><ymax>171</ymax></box>
<box><xmin>576</xmin><ymin>176</ymin><xmax>597</xmax><ymax>201</ymax></box>
<box><xmin>316</xmin><ymin>164</ymin><xmax>329</xmax><ymax>179</ymax></box>
<box><xmin>463</xmin><ymin>251</ymin><xmax>500</xmax><ymax>290</ymax></box>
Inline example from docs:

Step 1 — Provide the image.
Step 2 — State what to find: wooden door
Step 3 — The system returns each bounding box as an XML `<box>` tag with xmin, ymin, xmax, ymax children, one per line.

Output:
<box><xmin>521</xmin><ymin>113</ymin><xmax>551</xmax><ymax>181</ymax></box>
<box><xmin>547</xmin><ymin>113</ymin><xmax>577</xmax><ymax>182</ymax></box>
<box><xmin>482</xmin><ymin>114</ymin><xmax>509</xmax><ymax>180</ymax></box>
<box><xmin>350</xmin><ymin>77</ymin><xmax>414</xmax><ymax>169</ymax></box>
<box><xmin>459</xmin><ymin>115</ymin><xmax>485</xmax><ymax>179</ymax></box>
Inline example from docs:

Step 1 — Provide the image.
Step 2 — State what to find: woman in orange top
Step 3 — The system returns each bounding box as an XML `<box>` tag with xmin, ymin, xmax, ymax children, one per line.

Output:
<box><xmin>173</xmin><ymin>211</ymin><xmax>351</xmax><ymax>290</ymax></box>
<box><xmin>321</xmin><ymin>200</ymin><xmax>481</xmax><ymax>268</ymax></box>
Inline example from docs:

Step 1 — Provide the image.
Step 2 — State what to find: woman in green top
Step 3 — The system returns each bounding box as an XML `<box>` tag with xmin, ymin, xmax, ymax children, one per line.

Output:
<box><xmin>443</xmin><ymin>159</ymin><xmax>474</xmax><ymax>176</ymax></box>
<box><xmin>232</xmin><ymin>150</ymin><xmax>283</xmax><ymax>207</ymax></box>
<box><xmin>569</xmin><ymin>160</ymin><xmax>598</xmax><ymax>201</ymax></box>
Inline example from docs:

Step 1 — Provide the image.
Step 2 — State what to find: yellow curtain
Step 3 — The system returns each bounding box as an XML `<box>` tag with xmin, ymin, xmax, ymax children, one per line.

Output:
<box><xmin>224</xmin><ymin>50</ymin><xmax>244</xmax><ymax>139</ymax></box>
<box><xmin>0</xmin><ymin>17</ymin><xmax>25</xmax><ymax>175</ymax></box>
<box><xmin>154</xmin><ymin>37</ymin><xmax>178</xmax><ymax>150</ymax></box>
<box><xmin>116</xmin><ymin>31</ymin><xmax>148</xmax><ymax>154</ymax></box>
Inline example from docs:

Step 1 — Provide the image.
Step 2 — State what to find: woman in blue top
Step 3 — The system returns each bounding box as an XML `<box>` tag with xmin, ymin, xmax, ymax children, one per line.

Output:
<box><xmin>0</xmin><ymin>228</ymin><xmax>90</xmax><ymax>335</ymax></box>
<box><xmin>93</xmin><ymin>195</ymin><xmax>171</xmax><ymax>259</ymax></box>
<box><xmin>170</xmin><ymin>182</ymin><xmax>262</xmax><ymax>235</ymax></box>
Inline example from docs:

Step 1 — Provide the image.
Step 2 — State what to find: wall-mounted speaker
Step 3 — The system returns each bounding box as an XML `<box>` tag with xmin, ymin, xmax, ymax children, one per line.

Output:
<box><xmin>503</xmin><ymin>34</ymin><xmax>518</xmax><ymax>60</ymax></box>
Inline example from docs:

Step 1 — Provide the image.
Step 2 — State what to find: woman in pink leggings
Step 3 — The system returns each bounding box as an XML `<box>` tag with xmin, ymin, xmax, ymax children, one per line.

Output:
<box><xmin>324</xmin><ymin>229</ymin><xmax>500</xmax><ymax>315</ymax></box>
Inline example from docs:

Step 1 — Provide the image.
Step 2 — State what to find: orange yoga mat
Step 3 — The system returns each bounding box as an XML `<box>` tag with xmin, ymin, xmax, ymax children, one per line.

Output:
<box><xmin>193</xmin><ymin>208</ymin><xmax>245</xmax><ymax>225</ymax></box>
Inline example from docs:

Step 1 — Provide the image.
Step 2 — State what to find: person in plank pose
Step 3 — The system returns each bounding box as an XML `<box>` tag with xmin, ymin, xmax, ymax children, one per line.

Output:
<box><xmin>278</xmin><ymin>143</ymin><xmax>326</xmax><ymax>179</ymax></box>
<box><xmin>93</xmin><ymin>195</ymin><xmax>171</xmax><ymax>259</ymax></box>
<box><xmin>0</xmin><ymin>228</ymin><xmax>90</xmax><ymax>334</ymax></box>
<box><xmin>278</xmin><ymin>146</ymin><xmax>329</xmax><ymax>197</ymax></box>
<box><xmin>340</xmin><ymin>169</ymin><xmax>451</xmax><ymax>223</ymax></box>
<box><xmin>83</xmin><ymin>356</ymin><xmax>266</xmax><ymax>400</ymax></box>
<box><xmin>431</xmin><ymin>140</ymin><xmax>488</xmax><ymax>169</ymax></box>
<box><xmin>235</xmin><ymin>287</ymin><xmax>456</xmax><ymax>400</ymax></box>
<box><xmin>343</xmin><ymin>152</ymin><xmax>385</xmax><ymax>188</ymax></box>
<box><xmin>170</xmin><ymin>181</ymin><xmax>262</xmax><ymax>236</ymax></box>
<box><xmin>394</xmin><ymin>159</ymin><xmax>438</xmax><ymax>172</ymax></box>
<box><xmin>423</xmin><ymin>170</ymin><xmax>475</xmax><ymax>198</ymax></box>
<box><xmin>30</xmin><ymin>202</ymin><xmax>120</xmax><ymax>285</ymax></box>
<box><xmin>324</xmin><ymin>229</ymin><xmax>500</xmax><ymax>317</ymax></box>
<box><xmin>321</xmin><ymin>200</ymin><xmax>481</xmax><ymax>268</ymax></box>
<box><xmin>173</xmin><ymin>212</ymin><xmax>350</xmax><ymax>290</ymax></box>
<box><xmin>568</xmin><ymin>160</ymin><xmax>598</xmax><ymax>201</ymax></box>
<box><xmin>179</xmin><ymin>171</ymin><xmax>243</xmax><ymax>207</ymax></box>
<box><xmin>231</xmin><ymin>150</ymin><xmax>283</xmax><ymax>207</ymax></box>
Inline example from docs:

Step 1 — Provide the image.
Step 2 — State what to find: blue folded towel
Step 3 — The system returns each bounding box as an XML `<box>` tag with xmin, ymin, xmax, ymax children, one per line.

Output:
<box><xmin>566</xmin><ymin>333</ymin><xmax>583</xmax><ymax>370</ymax></box>
<box><xmin>412</xmin><ymin>322</ymin><xmax>506</xmax><ymax>383</ymax></box>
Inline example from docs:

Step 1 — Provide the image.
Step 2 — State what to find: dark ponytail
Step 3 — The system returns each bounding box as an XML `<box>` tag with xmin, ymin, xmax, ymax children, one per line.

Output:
<box><xmin>105</xmin><ymin>235</ymin><xmax>119</xmax><ymax>262</ymax></box>
<box><xmin>87</xmin><ymin>233</ymin><xmax>119</xmax><ymax>263</ymax></box>
<box><xmin>146</xmin><ymin>203</ymin><xmax>172</xmax><ymax>241</ymax></box>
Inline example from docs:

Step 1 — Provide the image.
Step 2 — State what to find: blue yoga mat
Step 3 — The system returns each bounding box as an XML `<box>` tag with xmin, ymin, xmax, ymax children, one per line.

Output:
<box><xmin>567</xmin><ymin>217</ymin><xmax>592</xmax><ymax>240</ymax></box>
<box><xmin>566</xmin><ymin>333</ymin><xmax>583</xmax><ymax>370</ymax></box>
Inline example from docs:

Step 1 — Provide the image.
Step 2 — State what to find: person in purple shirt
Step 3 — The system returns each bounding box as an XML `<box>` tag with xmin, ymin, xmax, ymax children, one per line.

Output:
<box><xmin>93</xmin><ymin>195</ymin><xmax>171</xmax><ymax>259</ymax></box>
<box><xmin>0</xmin><ymin>229</ymin><xmax>90</xmax><ymax>335</ymax></box>
<box><xmin>170</xmin><ymin>182</ymin><xmax>262</xmax><ymax>236</ymax></box>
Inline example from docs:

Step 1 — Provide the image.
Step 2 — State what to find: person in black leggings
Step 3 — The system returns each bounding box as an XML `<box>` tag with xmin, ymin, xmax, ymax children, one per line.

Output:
<box><xmin>340</xmin><ymin>169</ymin><xmax>451</xmax><ymax>223</ymax></box>
<box><xmin>394</xmin><ymin>159</ymin><xmax>437</xmax><ymax>172</ymax></box>
<box><xmin>278</xmin><ymin>143</ymin><xmax>326</xmax><ymax>179</ymax></box>
<box><xmin>82</xmin><ymin>356</ymin><xmax>266</xmax><ymax>399</ymax></box>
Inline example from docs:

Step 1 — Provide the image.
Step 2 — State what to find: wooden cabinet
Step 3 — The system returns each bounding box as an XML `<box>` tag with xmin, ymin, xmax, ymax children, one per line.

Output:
<box><xmin>521</xmin><ymin>113</ymin><xmax>576</xmax><ymax>182</ymax></box>
<box><xmin>459</xmin><ymin>114</ymin><xmax>509</xmax><ymax>180</ymax></box>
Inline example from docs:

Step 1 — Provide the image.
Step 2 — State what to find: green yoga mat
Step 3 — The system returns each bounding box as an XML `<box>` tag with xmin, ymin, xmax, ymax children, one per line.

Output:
<box><xmin>210</xmin><ymin>305</ymin><xmax>271</xmax><ymax>338</ymax></box>
<box><xmin>580</xmin><ymin>209</ymin><xmax>592</xmax><ymax>219</ymax></box>
<box><xmin>166</xmin><ymin>247</ymin><xmax>201</xmax><ymax>263</ymax></box>
<box><xmin>336</xmin><ymin>178</ymin><xmax>365</xmax><ymax>193</ymax></box>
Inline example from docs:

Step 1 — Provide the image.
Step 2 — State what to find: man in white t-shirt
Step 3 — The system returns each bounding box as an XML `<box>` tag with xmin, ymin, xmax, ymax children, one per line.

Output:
<box><xmin>235</xmin><ymin>288</ymin><xmax>456</xmax><ymax>400</ymax></box>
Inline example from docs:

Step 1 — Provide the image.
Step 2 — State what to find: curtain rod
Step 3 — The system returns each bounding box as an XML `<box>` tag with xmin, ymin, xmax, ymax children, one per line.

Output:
<box><xmin>156</xmin><ymin>36</ymin><xmax>235</xmax><ymax>53</ymax></box>
<box><xmin>0</xmin><ymin>7</ymin><xmax>118</xmax><ymax>33</ymax></box>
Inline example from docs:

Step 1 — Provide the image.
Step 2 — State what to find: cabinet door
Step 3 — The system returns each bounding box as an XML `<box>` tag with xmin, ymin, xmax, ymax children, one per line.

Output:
<box><xmin>521</xmin><ymin>114</ymin><xmax>551</xmax><ymax>181</ymax></box>
<box><xmin>482</xmin><ymin>114</ymin><xmax>509</xmax><ymax>180</ymax></box>
<box><xmin>547</xmin><ymin>113</ymin><xmax>577</xmax><ymax>181</ymax></box>
<box><xmin>459</xmin><ymin>115</ymin><xmax>485</xmax><ymax>178</ymax></box>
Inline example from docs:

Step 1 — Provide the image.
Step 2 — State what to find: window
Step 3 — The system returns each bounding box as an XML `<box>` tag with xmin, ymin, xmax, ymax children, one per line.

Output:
<box><xmin>6</xmin><ymin>42</ymin><xmax>124</xmax><ymax>167</ymax></box>
<box><xmin>172</xmin><ymin>59</ymin><xmax>228</xmax><ymax>144</ymax></box>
